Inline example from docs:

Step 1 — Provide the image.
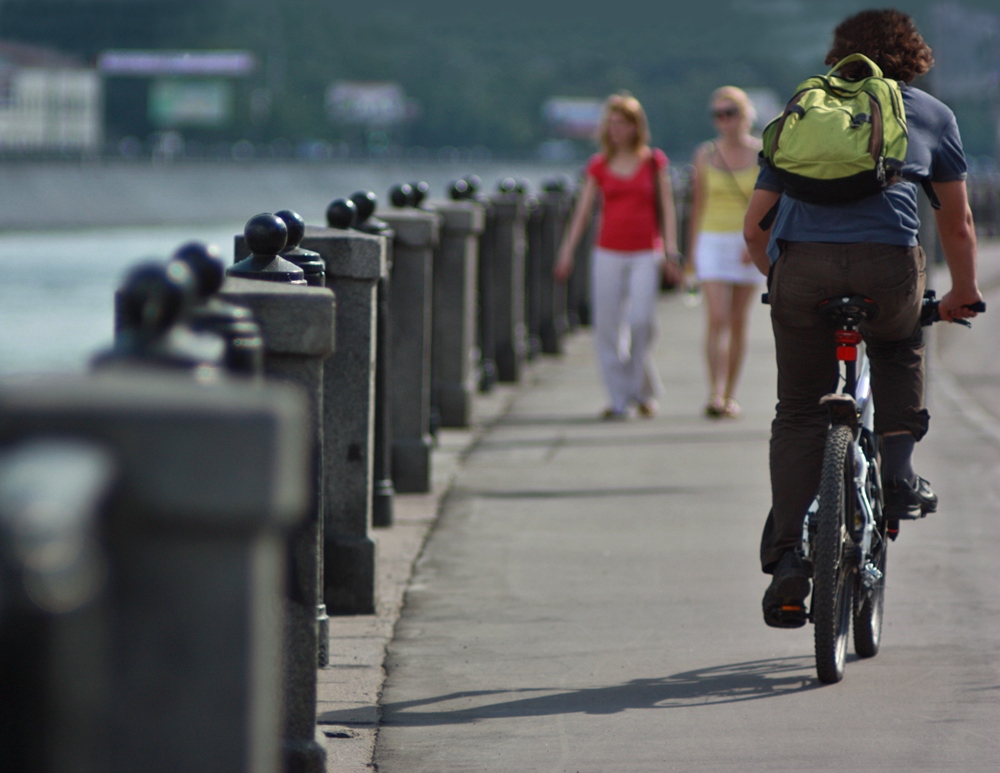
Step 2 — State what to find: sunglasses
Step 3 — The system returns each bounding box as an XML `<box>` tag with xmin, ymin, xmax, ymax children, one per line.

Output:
<box><xmin>712</xmin><ymin>107</ymin><xmax>740</xmax><ymax>119</ymax></box>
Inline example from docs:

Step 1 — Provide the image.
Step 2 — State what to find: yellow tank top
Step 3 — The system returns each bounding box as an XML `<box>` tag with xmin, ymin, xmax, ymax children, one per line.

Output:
<box><xmin>700</xmin><ymin>163</ymin><xmax>758</xmax><ymax>233</ymax></box>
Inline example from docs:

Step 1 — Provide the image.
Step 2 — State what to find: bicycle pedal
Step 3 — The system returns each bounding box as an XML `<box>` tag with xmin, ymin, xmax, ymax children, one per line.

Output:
<box><xmin>767</xmin><ymin>603</ymin><xmax>808</xmax><ymax>629</ymax></box>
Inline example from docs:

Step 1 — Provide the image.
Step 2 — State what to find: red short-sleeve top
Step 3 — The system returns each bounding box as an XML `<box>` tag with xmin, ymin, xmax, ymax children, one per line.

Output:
<box><xmin>587</xmin><ymin>147</ymin><xmax>668</xmax><ymax>252</ymax></box>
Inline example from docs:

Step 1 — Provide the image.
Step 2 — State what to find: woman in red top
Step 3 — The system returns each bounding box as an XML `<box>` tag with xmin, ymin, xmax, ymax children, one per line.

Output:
<box><xmin>555</xmin><ymin>93</ymin><xmax>682</xmax><ymax>419</ymax></box>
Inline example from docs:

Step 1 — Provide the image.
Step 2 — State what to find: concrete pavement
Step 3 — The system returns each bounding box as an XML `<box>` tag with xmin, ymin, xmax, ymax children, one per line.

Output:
<box><xmin>319</xmin><ymin>240</ymin><xmax>1000</xmax><ymax>772</ymax></box>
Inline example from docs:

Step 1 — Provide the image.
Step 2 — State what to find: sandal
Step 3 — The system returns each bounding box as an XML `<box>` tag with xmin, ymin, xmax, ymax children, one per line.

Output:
<box><xmin>720</xmin><ymin>397</ymin><xmax>742</xmax><ymax>419</ymax></box>
<box><xmin>637</xmin><ymin>400</ymin><xmax>658</xmax><ymax>418</ymax></box>
<box><xmin>704</xmin><ymin>395</ymin><xmax>725</xmax><ymax>418</ymax></box>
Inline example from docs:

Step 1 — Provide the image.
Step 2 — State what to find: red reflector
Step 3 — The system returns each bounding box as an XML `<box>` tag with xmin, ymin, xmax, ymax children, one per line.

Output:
<box><xmin>834</xmin><ymin>330</ymin><xmax>863</xmax><ymax>345</ymax></box>
<box><xmin>837</xmin><ymin>346</ymin><xmax>858</xmax><ymax>361</ymax></box>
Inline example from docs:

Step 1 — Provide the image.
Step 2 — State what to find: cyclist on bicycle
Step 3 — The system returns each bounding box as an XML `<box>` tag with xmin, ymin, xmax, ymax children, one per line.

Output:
<box><xmin>743</xmin><ymin>9</ymin><xmax>984</xmax><ymax>628</ymax></box>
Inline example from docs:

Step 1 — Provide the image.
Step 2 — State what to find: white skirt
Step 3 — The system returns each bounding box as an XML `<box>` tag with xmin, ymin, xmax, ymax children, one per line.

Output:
<box><xmin>695</xmin><ymin>231</ymin><xmax>761</xmax><ymax>285</ymax></box>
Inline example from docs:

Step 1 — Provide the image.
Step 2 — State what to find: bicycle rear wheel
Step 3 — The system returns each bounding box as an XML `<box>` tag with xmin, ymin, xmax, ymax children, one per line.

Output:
<box><xmin>854</xmin><ymin>431</ymin><xmax>886</xmax><ymax>658</ymax></box>
<box><xmin>854</xmin><ymin>545</ymin><xmax>886</xmax><ymax>657</ymax></box>
<box><xmin>813</xmin><ymin>424</ymin><xmax>855</xmax><ymax>684</ymax></box>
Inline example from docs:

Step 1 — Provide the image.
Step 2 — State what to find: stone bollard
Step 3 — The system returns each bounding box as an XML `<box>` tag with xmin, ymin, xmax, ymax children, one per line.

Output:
<box><xmin>229</xmin><ymin>215</ymin><xmax>306</xmax><ymax>284</ymax></box>
<box><xmin>103</xmin><ymin>259</ymin><xmax>225</xmax><ymax>376</ymax></box>
<box><xmin>298</xmin><ymin>206</ymin><xmax>385</xmax><ymax>615</ymax></box>
<box><xmin>170</xmin><ymin>241</ymin><xmax>265</xmax><ymax>377</ymax></box>
<box><xmin>0</xmin><ymin>373</ymin><xmax>309</xmax><ymax>773</ymax></box>
<box><xmin>276</xmin><ymin>210</ymin><xmax>327</xmax><ymax>287</ymax></box>
<box><xmin>350</xmin><ymin>191</ymin><xmax>395</xmax><ymax>528</ymax></box>
<box><xmin>428</xmin><ymin>193</ymin><xmax>485</xmax><ymax>427</ymax></box>
<box><xmin>536</xmin><ymin>177</ymin><xmax>574</xmax><ymax>354</ymax></box>
<box><xmin>524</xmin><ymin>192</ymin><xmax>545</xmax><ymax>361</ymax></box>
<box><xmin>566</xmin><ymin>184</ymin><xmax>596</xmax><ymax>329</ymax></box>
<box><xmin>490</xmin><ymin>178</ymin><xmax>531</xmax><ymax>382</ymax></box>
<box><xmin>454</xmin><ymin>177</ymin><xmax>499</xmax><ymax>392</ymax></box>
<box><xmin>223</xmin><ymin>214</ymin><xmax>335</xmax><ymax>771</ymax></box>
<box><xmin>379</xmin><ymin>188</ymin><xmax>441</xmax><ymax>493</ymax></box>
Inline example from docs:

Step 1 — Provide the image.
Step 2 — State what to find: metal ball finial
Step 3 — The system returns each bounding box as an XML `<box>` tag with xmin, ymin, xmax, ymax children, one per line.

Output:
<box><xmin>326</xmin><ymin>198</ymin><xmax>358</xmax><ymax>229</ymax></box>
<box><xmin>170</xmin><ymin>241</ymin><xmax>225</xmax><ymax>299</ymax></box>
<box><xmin>389</xmin><ymin>183</ymin><xmax>413</xmax><ymax>208</ymax></box>
<box><xmin>244</xmin><ymin>213</ymin><xmax>288</xmax><ymax>257</ymax></box>
<box><xmin>274</xmin><ymin>209</ymin><xmax>306</xmax><ymax>249</ymax></box>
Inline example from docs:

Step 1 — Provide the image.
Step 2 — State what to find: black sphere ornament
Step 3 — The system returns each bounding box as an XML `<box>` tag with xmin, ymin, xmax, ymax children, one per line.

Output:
<box><xmin>464</xmin><ymin>175</ymin><xmax>482</xmax><ymax>194</ymax></box>
<box><xmin>274</xmin><ymin>209</ymin><xmax>306</xmax><ymax>249</ymax></box>
<box><xmin>389</xmin><ymin>183</ymin><xmax>413</xmax><ymax>208</ymax></box>
<box><xmin>542</xmin><ymin>175</ymin><xmax>570</xmax><ymax>193</ymax></box>
<box><xmin>227</xmin><ymin>213</ymin><xmax>306</xmax><ymax>284</ymax></box>
<box><xmin>275</xmin><ymin>209</ymin><xmax>325</xmax><ymax>287</ymax></box>
<box><xmin>119</xmin><ymin>260</ymin><xmax>194</xmax><ymax>335</ymax></box>
<box><xmin>245</xmin><ymin>213</ymin><xmax>288</xmax><ymax>256</ymax></box>
<box><xmin>171</xmin><ymin>241</ymin><xmax>225</xmax><ymax>299</ymax></box>
<box><xmin>498</xmin><ymin>177</ymin><xmax>518</xmax><ymax>194</ymax></box>
<box><xmin>350</xmin><ymin>190</ymin><xmax>378</xmax><ymax>224</ymax></box>
<box><xmin>326</xmin><ymin>198</ymin><xmax>358</xmax><ymax>229</ymax></box>
<box><xmin>449</xmin><ymin>179</ymin><xmax>470</xmax><ymax>200</ymax></box>
<box><xmin>409</xmin><ymin>181</ymin><xmax>430</xmax><ymax>206</ymax></box>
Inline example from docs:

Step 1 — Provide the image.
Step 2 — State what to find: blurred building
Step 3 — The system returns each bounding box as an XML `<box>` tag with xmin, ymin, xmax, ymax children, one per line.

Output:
<box><xmin>0</xmin><ymin>40</ymin><xmax>102</xmax><ymax>154</ymax></box>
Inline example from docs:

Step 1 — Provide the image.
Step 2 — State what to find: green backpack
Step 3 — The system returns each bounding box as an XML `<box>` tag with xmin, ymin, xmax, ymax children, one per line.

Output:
<box><xmin>761</xmin><ymin>53</ymin><xmax>909</xmax><ymax>205</ymax></box>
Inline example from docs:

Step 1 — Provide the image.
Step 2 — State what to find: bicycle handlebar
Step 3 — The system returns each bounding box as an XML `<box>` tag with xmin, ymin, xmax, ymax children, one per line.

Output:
<box><xmin>761</xmin><ymin>290</ymin><xmax>986</xmax><ymax>328</ymax></box>
<box><xmin>920</xmin><ymin>295</ymin><xmax>987</xmax><ymax>328</ymax></box>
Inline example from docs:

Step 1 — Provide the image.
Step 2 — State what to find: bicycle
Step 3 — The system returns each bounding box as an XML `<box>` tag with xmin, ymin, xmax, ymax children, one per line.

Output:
<box><xmin>763</xmin><ymin>289</ymin><xmax>985</xmax><ymax>684</ymax></box>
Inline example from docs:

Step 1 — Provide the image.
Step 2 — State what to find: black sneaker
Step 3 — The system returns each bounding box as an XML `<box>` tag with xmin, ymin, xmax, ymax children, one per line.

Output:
<box><xmin>762</xmin><ymin>551</ymin><xmax>811</xmax><ymax>628</ymax></box>
<box><xmin>884</xmin><ymin>475</ymin><xmax>938</xmax><ymax>521</ymax></box>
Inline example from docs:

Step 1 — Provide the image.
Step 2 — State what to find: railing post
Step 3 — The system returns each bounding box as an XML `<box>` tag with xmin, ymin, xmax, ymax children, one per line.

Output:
<box><xmin>0</xmin><ymin>374</ymin><xmax>310</xmax><ymax>773</ymax></box>
<box><xmin>379</xmin><ymin>187</ymin><xmax>441</xmax><ymax>493</ymax></box>
<box><xmin>536</xmin><ymin>177</ymin><xmax>573</xmax><ymax>354</ymax></box>
<box><xmin>426</xmin><ymin>194</ymin><xmax>485</xmax><ymax>427</ymax></box>
<box><xmin>350</xmin><ymin>191</ymin><xmax>396</xmax><ymax>528</ymax></box>
<box><xmin>454</xmin><ymin>177</ymin><xmax>499</xmax><ymax>392</ymax></box>
<box><xmin>298</xmin><ymin>211</ymin><xmax>385</xmax><ymax>615</ymax></box>
<box><xmin>223</xmin><ymin>213</ymin><xmax>335</xmax><ymax>771</ymax></box>
<box><xmin>490</xmin><ymin>178</ymin><xmax>530</xmax><ymax>382</ymax></box>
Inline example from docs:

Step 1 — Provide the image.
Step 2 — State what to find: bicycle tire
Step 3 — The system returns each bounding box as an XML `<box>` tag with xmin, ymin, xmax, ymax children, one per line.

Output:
<box><xmin>813</xmin><ymin>424</ymin><xmax>855</xmax><ymax>684</ymax></box>
<box><xmin>853</xmin><ymin>431</ymin><xmax>886</xmax><ymax>658</ymax></box>
<box><xmin>854</xmin><ymin>545</ymin><xmax>886</xmax><ymax>657</ymax></box>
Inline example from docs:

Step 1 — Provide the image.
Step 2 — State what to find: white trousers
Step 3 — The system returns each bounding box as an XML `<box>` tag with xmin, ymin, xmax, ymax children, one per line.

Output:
<box><xmin>591</xmin><ymin>248</ymin><xmax>664</xmax><ymax>412</ymax></box>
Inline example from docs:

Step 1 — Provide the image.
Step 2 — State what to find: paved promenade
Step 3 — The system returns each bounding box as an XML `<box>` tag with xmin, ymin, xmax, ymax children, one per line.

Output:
<box><xmin>320</xmin><ymin>242</ymin><xmax>1000</xmax><ymax>772</ymax></box>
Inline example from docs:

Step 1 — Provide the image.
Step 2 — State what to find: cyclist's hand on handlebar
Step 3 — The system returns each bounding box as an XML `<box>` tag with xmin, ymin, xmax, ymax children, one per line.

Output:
<box><xmin>938</xmin><ymin>287</ymin><xmax>985</xmax><ymax>323</ymax></box>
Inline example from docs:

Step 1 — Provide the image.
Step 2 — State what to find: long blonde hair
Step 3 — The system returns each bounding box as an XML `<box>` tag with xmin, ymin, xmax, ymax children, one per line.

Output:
<box><xmin>598</xmin><ymin>92</ymin><xmax>650</xmax><ymax>159</ymax></box>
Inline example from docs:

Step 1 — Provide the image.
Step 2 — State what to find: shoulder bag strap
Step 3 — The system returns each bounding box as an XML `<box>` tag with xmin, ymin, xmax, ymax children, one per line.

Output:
<box><xmin>650</xmin><ymin>149</ymin><xmax>666</xmax><ymax>243</ymax></box>
<box><xmin>712</xmin><ymin>141</ymin><xmax>753</xmax><ymax>203</ymax></box>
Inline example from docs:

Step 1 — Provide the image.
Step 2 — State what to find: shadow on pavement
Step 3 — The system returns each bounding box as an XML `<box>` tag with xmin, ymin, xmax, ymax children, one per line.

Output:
<box><xmin>319</xmin><ymin>657</ymin><xmax>821</xmax><ymax>728</ymax></box>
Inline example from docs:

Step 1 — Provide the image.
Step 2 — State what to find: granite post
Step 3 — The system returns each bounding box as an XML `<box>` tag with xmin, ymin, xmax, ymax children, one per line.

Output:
<box><xmin>536</xmin><ymin>180</ymin><xmax>573</xmax><ymax>354</ymax></box>
<box><xmin>298</xmin><ymin>221</ymin><xmax>385</xmax><ymax>615</ymax></box>
<box><xmin>349</xmin><ymin>191</ymin><xmax>395</xmax><ymax>528</ymax></box>
<box><xmin>378</xmin><ymin>204</ymin><xmax>440</xmax><ymax>493</ymax></box>
<box><xmin>427</xmin><ymin>196</ymin><xmax>484</xmax><ymax>427</ymax></box>
<box><xmin>0</xmin><ymin>374</ymin><xmax>309</xmax><ymax>773</ymax></box>
<box><xmin>490</xmin><ymin>180</ymin><xmax>530</xmax><ymax>382</ymax></box>
<box><xmin>218</xmin><ymin>268</ymin><xmax>334</xmax><ymax>772</ymax></box>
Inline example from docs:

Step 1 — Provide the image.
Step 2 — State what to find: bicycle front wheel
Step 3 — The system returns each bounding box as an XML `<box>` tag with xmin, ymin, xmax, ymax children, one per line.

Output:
<box><xmin>813</xmin><ymin>424</ymin><xmax>856</xmax><ymax>684</ymax></box>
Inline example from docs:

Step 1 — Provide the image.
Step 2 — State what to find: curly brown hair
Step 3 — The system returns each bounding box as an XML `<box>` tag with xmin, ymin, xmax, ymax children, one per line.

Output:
<box><xmin>825</xmin><ymin>9</ymin><xmax>934</xmax><ymax>83</ymax></box>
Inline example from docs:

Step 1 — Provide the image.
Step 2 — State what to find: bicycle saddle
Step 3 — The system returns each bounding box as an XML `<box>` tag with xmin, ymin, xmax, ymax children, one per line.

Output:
<box><xmin>817</xmin><ymin>295</ymin><xmax>879</xmax><ymax>324</ymax></box>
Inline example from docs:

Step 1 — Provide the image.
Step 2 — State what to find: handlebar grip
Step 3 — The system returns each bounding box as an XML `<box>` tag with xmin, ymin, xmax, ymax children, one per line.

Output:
<box><xmin>965</xmin><ymin>301</ymin><xmax>987</xmax><ymax>313</ymax></box>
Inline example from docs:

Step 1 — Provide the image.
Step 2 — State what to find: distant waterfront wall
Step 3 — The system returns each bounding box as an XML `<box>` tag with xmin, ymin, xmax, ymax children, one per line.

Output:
<box><xmin>0</xmin><ymin>160</ymin><xmax>582</xmax><ymax>231</ymax></box>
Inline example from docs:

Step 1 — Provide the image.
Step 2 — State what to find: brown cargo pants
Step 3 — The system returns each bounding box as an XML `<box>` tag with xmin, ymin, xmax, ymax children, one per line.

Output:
<box><xmin>760</xmin><ymin>241</ymin><xmax>929</xmax><ymax>573</ymax></box>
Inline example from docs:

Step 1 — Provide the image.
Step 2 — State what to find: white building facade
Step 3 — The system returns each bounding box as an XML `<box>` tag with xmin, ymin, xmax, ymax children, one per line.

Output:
<box><xmin>0</xmin><ymin>41</ymin><xmax>103</xmax><ymax>153</ymax></box>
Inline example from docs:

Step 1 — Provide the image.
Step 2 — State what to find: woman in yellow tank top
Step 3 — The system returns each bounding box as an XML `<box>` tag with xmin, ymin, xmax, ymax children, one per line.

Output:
<box><xmin>687</xmin><ymin>86</ymin><xmax>763</xmax><ymax>419</ymax></box>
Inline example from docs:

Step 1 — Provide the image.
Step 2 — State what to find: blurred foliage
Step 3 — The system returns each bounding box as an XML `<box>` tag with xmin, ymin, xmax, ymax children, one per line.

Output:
<box><xmin>1</xmin><ymin>0</ymin><xmax>997</xmax><ymax>159</ymax></box>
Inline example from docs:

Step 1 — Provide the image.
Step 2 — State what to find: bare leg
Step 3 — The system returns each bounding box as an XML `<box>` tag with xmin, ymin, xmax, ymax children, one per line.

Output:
<box><xmin>722</xmin><ymin>283</ymin><xmax>757</xmax><ymax>402</ymax></box>
<box><xmin>702</xmin><ymin>280</ymin><xmax>731</xmax><ymax>405</ymax></box>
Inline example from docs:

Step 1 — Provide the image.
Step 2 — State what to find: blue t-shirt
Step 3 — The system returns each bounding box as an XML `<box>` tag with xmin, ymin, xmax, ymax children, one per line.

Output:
<box><xmin>755</xmin><ymin>85</ymin><xmax>968</xmax><ymax>262</ymax></box>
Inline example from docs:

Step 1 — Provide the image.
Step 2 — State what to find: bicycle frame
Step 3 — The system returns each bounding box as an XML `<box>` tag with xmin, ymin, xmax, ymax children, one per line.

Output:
<box><xmin>800</xmin><ymin>297</ymin><xmax>884</xmax><ymax>597</ymax></box>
